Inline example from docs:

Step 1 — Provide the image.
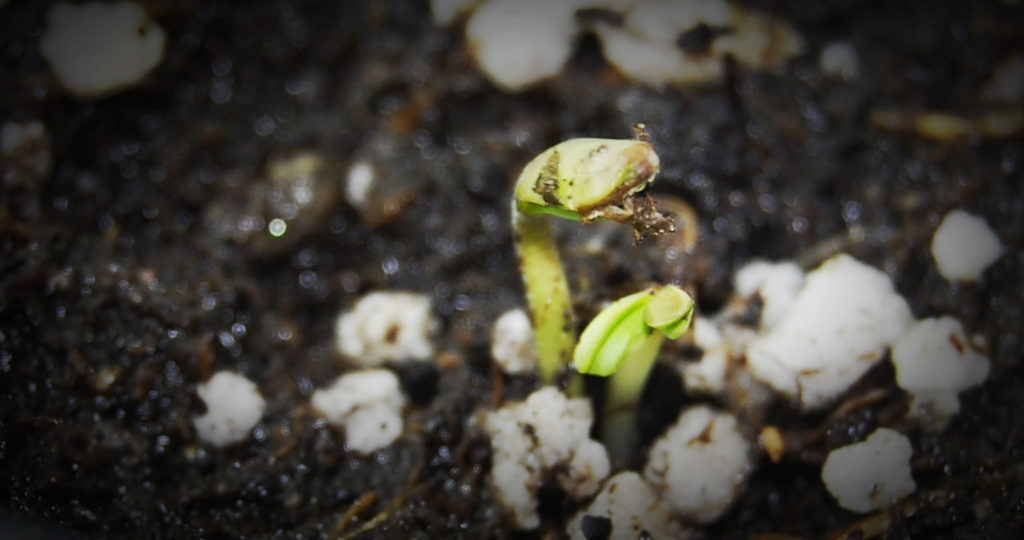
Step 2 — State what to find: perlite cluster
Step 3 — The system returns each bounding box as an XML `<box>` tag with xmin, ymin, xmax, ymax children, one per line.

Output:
<box><xmin>489</xmin><ymin>308</ymin><xmax>538</xmax><ymax>375</ymax></box>
<box><xmin>489</xmin><ymin>390</ymin><xmax>754</xmax><ymax>535</ymax></box>
<box><xmin>190</xmin><ymin>290</ymin><xmax>437</xmax><ymax>454</ymax></box>
<box><xmin>745</xmin><ymin>254</ymin><xmax>915</xmax><ymax>411</ymax></box>
<box><xmin>566</xmin><ymin>471</ymin><xmax>681</xmax><ymax>539</ymax></box>
<box><xmin>665</xmin><ymin>208</ymin><xmax>1002</xmax><ymax>516</ymax></box>
<box><xmin>311</xmin><ymin>369</ymin><xmax>407</xmax><ymax>454</ymax></box>
<box><xmin>432</xmin><ymin>0</ymin><xmax>803</xmax><ymax>91</ymax></box>
<box><xmin>929</xmin><ymin>209</ymin><xmax>1004</xmax><ymax>282</ymax></box>
<box><xmin>688</xmin><ymin>250</ymin><xmax>995</xmax><ymax>425</ymax></box>
<box><xmin>483</xmin><ymin>387</ymin><xmax>610</xmax><ymax>529</ymax></box>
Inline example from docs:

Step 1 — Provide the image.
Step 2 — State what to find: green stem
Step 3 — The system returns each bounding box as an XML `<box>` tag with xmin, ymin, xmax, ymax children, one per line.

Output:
<box><xmin>513</xmin><ymin>211</ymin><xmax>575</xmax><ymax>386</ymax></box>
<box><xmin>601</xmin><ymin>331</ymin><xmax>664</xmax><ymax>464</ymax></box>
<box><xmin>604</xmin><ymin>331</ymin><xmax>664</xmax><ymax>417</ymax></box>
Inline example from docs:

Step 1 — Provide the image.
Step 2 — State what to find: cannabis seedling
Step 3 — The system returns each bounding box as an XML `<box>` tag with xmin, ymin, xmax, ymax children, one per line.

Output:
<box><xmin>512</xmin><ymin>134</ymin><xmax>674</xmax><ymax>386</ymax></box>
<box><xmin>574</xmin><ymin>285</ymin><xmax>694</xmax><ymax>461</ymax></box>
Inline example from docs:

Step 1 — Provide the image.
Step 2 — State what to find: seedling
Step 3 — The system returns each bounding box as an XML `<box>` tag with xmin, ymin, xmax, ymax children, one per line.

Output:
<box><xmin>511</xmin><ymin>133</ymin><xmax>696</xmax><ymax>462</ymax></box>
<box><xmin>574</xmin><ymin>285</ymin><xmax>694</xmax><ymax>461</ymax></box>
<box><xmin>512</xmin><ymin>134</ymin><xmax>674</xmax><ymax>386</ymax></box>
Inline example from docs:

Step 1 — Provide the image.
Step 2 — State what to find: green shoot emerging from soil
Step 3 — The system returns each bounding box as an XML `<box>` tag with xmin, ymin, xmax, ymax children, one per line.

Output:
<box><xmin>512</xmin><ymin>133</ymin><xmax>675</xmax><ymax>387</ymax></box>
<box><xmin>574</xmin><ymin>285</ymin><xmax>694</xmax><ymax>377</ymax></box>
<box><xmin>574</xmin><ymin>285</ymin><xmax>694</xmax><ymax>462</ymax></box>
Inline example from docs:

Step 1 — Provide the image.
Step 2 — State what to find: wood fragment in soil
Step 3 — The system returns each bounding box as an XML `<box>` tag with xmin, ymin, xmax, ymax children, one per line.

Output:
<box><xmin>870</xmin><ymin>108</ymin><xmax>1024</xmax><ymax>140</ymax></box>
<box><xmin>652</xmin><ymin>194</ymin><xmax>699</xmax><ymax>254</ymax></box>
<box><xmin>331</xmin><ymin>491</ymin><xmax>378</xmax><ymax>539</ymax></box>
<box><xmin>785</xmin><ymin>387</ymin><xmax>890</xmax><ymax>460</ymax></box>
<box><xmin>760</xmin><ymin>425</ymin><xmax>785</xmax><ymax>463</ymax></box>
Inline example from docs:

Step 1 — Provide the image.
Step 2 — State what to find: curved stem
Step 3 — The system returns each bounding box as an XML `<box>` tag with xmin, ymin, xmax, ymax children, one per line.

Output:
<box><xmin>513</xmin><ymin>210</ymin><xmax>574</xmax><ymax>387</ymax></box>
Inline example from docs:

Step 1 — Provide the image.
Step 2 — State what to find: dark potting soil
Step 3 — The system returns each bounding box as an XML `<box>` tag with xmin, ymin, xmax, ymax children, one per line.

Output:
<box><xmin>2</xmin><ymin>0</ymin><xmax>1023</xmax><ymax>538</ymax></box>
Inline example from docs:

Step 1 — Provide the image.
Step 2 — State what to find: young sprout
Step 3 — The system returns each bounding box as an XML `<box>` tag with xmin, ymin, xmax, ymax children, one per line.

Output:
<box><xmin>574</xmin><ymin>285</ymin><xmax>695</xmax><ymax>377</ymax></box>
<box><xmin>512</xmin><ymin>134</ymin><xmax>674</xmax><ymax>387</ymax></box>
<box><xmin>574</xmin><ymin>285</ymin><xmax>695</xmax><ymax>463</ymax></box>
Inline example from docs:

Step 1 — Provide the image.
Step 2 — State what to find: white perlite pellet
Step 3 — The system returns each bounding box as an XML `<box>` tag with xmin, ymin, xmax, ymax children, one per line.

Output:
<box><xmin>821</xmin><ymin>428</ymin><xmax>916</xmax><ymax>513</ymax></box>
<box><xmin>745</xmin><ymin>253</ymin><xmax>913</xmax><ymax>410</ymax></box>
<box><xmin>733</xmin><ymin>259</ymin><xmax>805</xmax><ymax>330</ymax></box>
<box><xmin>644</xmin><ymin>405</ymin><xmax>752</xmax><ymax>524</ymax></box>
<box><xmin>344</xmin><ymin>160</ymin><xmax>375</xmax><ymax>209</ymax></box>
<box><xmin>930</xmin><ymin>210</ymin><xmax>1004</xmax><ymax>282</ymax></box>
<box><xmin>681</xmin><ymin>260</ymin><xmax>798</xmax><ymax>395</ymax></box>
<box><xmin>490</xmin><ymin>308</ymin><xmax>537</xmax><ymax>375</ymax></box>
<box><xmin>193</xmin><ymin>371</ymin><xmax>266</xmax><ymax>447</ymax></box>
<box><xmin>891</xmin><ymin>316</ymin><xmax>990</xmax><ymax>427</ymax></box>
<box><xmin>40</xmin><ymin>1</ymin><xmax>166</xmax><ymax>98</ymax></box>
<box><xmin>595</xmin><ymin>0</ymin><xmax>803</xmax><ymax>86</ymax></box>
<box><xmin>335</xmin><ymin>291</ymin><xmax>436</xmax><ymax>366</ymax></box>
<box><xmin>566</xmin><ymin>471</ymin><xmax>682</xmax><ymax>540</ymax></box>
<box><xmin>484</xmin><ymin>387</ymin><xmax>610</xmax><ymax>529</ymax></box>
<box><xmin>682</xmin><ymin>318</ymin><xmax>758</xmax><ymax>396</ymax></box>
<box><xmin>682</xmin><ymin>318</ymin><xmax>731</xmax><ymax>394</ymax></box>
<box><xmin>465</xmin><ymin>0</ymin><xmax>579</xmax><ymax>92</ymax></box>
<box><xmin>311</xmin><ymin>369</ymin><xmax>406</xmax><ymax>454</ymax></box>
<box><xmin>452</xmin><ymin>0</ymin><xmax>802</xmax><ymax>91</ymax></box>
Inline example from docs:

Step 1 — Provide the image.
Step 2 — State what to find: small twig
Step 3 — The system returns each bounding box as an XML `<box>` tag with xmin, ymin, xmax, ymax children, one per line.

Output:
<box><xmin>331</xmin><ymin>491</ymin><xmax>377</xmax><ymax>539</ymax></box>
<box><xmin>344</xmin><ymin>507</ymin><xmax>390</xmax><ymax>539</ymax></box>
<box><xmin>342</xmin><ymin>448</ymin><xmax>427</xmax><ymax>539</ymax></box>
<box><xmin>489</xmin><ymin>368</ymin><xmax>504</xmax><ymax>409</ymax></box>
<box><xmin>786</xmin><ymin>388</ymin><xmax>891</xmax><ymax>459</ymax></box>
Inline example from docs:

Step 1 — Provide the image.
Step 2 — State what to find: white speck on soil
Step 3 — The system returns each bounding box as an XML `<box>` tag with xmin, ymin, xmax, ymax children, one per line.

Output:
<box><xmin>930</xmin><ymin>209</ymin><xmax>1004</xmax><ymax>282</ymax></box>
<box><xmin>490</xmin><ymin>308</ymin><xmax>537</xmax><ymax>375</ymax></box>
<box><xmin>193</xmin><ymin>371</ymin><xmax>266</xmax><ymax>448</ymax></box>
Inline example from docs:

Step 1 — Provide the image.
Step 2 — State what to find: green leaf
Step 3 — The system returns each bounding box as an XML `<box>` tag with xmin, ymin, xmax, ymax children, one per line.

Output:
<box><xmin>573</xmin><ymin>290</ymin><xmax>653</xmax><ymax>376</ymax></box>
<box><xmin>514</xmin><ymin>138</ymin><xmax>660</xmax><ymax>218</ymax></box>
<box><xmin>643</xmin><ymin>285</ymin><xmax>694</xmax><ymax>339</ymax></box>
<box><xmin>574</xmin><ymin>285</ymin><xmax>696</xmax><ymax>377</ymax></box>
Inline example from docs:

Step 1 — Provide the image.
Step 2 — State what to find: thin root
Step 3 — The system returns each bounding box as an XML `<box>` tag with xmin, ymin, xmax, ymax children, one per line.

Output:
<box><xmin>332</xmin><ymin>491</ymin><xmax>378</xmax><ymax>539</ymax></box>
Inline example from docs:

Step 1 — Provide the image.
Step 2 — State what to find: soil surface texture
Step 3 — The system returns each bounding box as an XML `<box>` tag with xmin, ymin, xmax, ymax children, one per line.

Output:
<box><xmin>2</xmin><ymin>1</ymin><xmax>1023</xmax><ymax>538</ymax></box>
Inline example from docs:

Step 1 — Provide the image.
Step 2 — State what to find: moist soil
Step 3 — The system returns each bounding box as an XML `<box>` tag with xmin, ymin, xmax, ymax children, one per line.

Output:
<box><xmin>2</xmin><ymin>1</ymin><xmax>1023</xmax><ymax>538</ymax></box>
